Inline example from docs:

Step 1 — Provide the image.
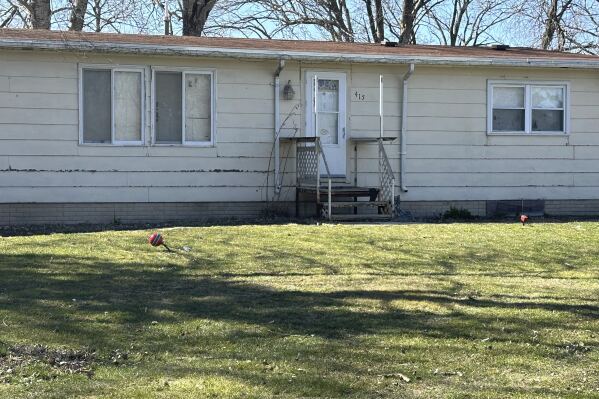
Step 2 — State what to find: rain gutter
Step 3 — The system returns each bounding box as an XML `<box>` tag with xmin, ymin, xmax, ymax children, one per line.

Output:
<box><xmin>1</xmin><ymin>38</ymin><xmax>599</xmax><ymax>69</ymax></box>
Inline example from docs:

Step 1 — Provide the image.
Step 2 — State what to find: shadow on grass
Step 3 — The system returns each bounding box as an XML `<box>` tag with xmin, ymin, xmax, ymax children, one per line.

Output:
<box><xmin>0</xmin><ymin>249</ymin><xmax>597</xmax><ymax>397</ymax></box>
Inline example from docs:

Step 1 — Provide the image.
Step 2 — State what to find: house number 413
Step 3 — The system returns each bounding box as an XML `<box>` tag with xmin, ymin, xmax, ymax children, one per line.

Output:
<box><xmin>354</xmin><ymin>91</ymin><xmax>366</xmax><ymax>101</ymax></box>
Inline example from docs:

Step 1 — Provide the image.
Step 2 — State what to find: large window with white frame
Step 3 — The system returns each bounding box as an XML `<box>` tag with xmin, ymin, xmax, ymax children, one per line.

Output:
<box><xmin>80</xmin><ymin>67</ymin><xmax>144</xmax><ymax>145</ymax></box>
<box><xmin>488</xmin><ymin>81</ymin><xmax>569</xmax><ymax>134</ymax></box>
<box><xmin>153</xmin><ymin>69</ymin><xmax>215</xmax><ymax>146</ymax></box>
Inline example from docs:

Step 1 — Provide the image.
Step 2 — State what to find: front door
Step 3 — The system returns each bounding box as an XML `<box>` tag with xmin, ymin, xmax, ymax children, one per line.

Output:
<box><xmin>306</xmin><ymin>72</ymin><xmax>347</xmax><ymax>177</ymax></box>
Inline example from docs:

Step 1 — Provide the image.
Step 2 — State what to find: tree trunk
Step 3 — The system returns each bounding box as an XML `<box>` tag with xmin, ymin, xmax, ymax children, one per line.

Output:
<box><xmin>182</xmin><ymin>0</ymin><xmax>218</xmax><ymax>36</ymax></box>
<box><xmin>541</xmin><ymin>0</ymin><xmax>558</xmax><ymax>49</ymax></box>
<box><xmin>374</xmin><ymin>0</ymin><xmax>384</xmax><ymax>42</ymax></box>
<box><xmin>30</xmin><ymin>0</ymin><xmax>51</xmax><ymax>29</ymax></box>
<box><xmin>365</xmin><ymin>0</ymin><xmax>385</xmax><ymax>42</ymax></box>
<box><xmin>365</xmin><ymin>0</ymin><xmax>377</xmax><ymax>41</ymax></box>
<box><xmin>69</xmin><ymin>0</ymin><xmax>88</xmax><ymax>31</ymax></box>
<box><xmin>399</xmin><ymin>0</ymin><xmax>415</xmax><ymax>43</ymax></box>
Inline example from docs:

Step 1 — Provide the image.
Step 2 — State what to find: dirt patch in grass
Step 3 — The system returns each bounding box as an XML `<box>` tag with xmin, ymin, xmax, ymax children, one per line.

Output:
<box><xmin>0</xmin><ymin>344</ymin><xmax>96</xmax><ymax>383</ymax></box>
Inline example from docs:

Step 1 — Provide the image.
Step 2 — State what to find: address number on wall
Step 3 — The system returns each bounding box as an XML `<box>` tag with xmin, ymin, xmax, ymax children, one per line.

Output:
<box><xmin>354</xmin><ymin>91</ymin><xmax>366</xmax><ymax>101</ymax></box>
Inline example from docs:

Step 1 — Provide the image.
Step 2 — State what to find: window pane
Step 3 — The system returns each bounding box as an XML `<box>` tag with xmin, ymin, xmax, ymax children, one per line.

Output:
<box><xmin>155</xmin><ymin>71</ymin><xmax>182</xmax><ymax>143</ymax></box>
<box><xmin>318</xmin><ymin>113</ymin><xmax>338</xmax><ymax>144</ymax></box>
<box><xmin>114</xmin><ymin>71</ymin><xmax>142</xmax><ymax>142</ymax></box>
<box><xmin>493</xmin><ymin>86</ymin><xmax>524</xmax><ymax>108</ymax></box>
<box><xmin>318</xmin><ymin>79</ymin><xmax>339</xmax><ymax>112</ymax></box>
<box><xmin>532</xmin><ymin>87</ymin><xmax>563</xmax><ymax>108</ymax></box>
<box><xmin>493</xmin><ymin>109</ymin><xmax>525</xmax><ymax>131</ymax></box>
<box><xmin>185</xmin><ymin>73</ymin><xmax>212</xmax><ymax>142</ymax></box>
<box><xmin>532</xmin><ymin>110</ymin><xmax>564</xmax><ymax>131</ymax></box>
<box><xmin>82</xmin><ymin>69</ymin><xmax>111</xmax><ymax>143</ymax></box>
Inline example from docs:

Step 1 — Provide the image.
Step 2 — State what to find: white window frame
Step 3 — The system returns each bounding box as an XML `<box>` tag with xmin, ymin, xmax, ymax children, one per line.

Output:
<box><xmin>487</xmin><ymin>80</ymin><xmax>570</xmax><ymax>135</ymax></box>
<box><xmin>151</xmin><ymin>67</ymin><xmax>216</xmax><ymax>147</ymax></box>
<box><xmin>78</xmin><ymin>64</ymin><xmax>145</xmax><ymax>146</ymax></box>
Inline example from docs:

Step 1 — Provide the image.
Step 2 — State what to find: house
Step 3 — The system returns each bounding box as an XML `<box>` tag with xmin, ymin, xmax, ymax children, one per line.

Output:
<box><xmin>1</xmin><ymin>28</ymin><xmax>599</xmax><ymax>225</ymax></box>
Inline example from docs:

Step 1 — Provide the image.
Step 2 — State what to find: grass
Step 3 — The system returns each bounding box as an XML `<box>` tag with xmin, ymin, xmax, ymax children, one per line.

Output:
<box><xmin>0</xmin><ymin>222</ymin><xmax>598</xmax><ymax>398</ymax></box>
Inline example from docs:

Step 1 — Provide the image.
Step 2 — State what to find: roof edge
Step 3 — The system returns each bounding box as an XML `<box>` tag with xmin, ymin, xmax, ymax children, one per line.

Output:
<box><xmin>1</xmin><ymin>37</ymin><xmax>599</xmax><ymax>69</ymax></box>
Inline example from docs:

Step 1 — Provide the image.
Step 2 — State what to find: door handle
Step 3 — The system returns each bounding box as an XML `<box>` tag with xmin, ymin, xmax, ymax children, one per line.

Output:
<box><xmin>343</xmin><ymin>127</ymin><xmax>346</xmax><ymax>139</ymax></box>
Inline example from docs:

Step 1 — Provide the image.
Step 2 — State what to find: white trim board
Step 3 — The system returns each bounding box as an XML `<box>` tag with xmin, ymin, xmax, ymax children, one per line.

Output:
<box><xmin>5</xmin><ymin>38</ymin><xmax>599</xmax><ymax>69</ymax></box>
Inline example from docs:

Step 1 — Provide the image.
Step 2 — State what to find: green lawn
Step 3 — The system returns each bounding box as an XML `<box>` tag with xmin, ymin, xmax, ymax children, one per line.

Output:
<box><xmin>0</xmin><ymin>222</ymin><xmax>598</xmax><ymax>398</ymax></box>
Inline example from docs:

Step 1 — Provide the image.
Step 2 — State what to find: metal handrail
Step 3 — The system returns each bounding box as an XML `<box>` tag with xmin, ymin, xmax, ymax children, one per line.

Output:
<box><xmin>378</xmin><ymin>138</ymin><xmax>395</xmax><ymax>216</ymax></box>
<box><xmin>315</xmin><ymin>139</ymin><xmax>332</xmax><ymax>220</ymax></box>
<box><xmin>315</xmin><ymin>139</ymin><xmax>332</xmax><ymax>178</ymax></box>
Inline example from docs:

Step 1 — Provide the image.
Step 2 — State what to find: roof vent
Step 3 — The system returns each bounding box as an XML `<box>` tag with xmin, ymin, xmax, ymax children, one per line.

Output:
<box><xmin>384</xmin><ymin>41</ymin><xmax>399</xmax><ymax>47</ymax></box>
<box><xmin>491</xmin><ymin>44</ymin><xmax>510</xmax><ymax>51</ymax></box>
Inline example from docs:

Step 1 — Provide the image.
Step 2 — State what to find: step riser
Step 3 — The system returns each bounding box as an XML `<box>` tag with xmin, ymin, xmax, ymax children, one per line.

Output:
<box><xmin>329</xmin><ymin>215</ymin><xmax>393</xmax><ymax>221</ymax></box>
<box><xmin>330</xmin><ymin>201</ymin><xmax>389</xmax><ymax>208</ymax></box>
<box><xmin>299</xmin><ymin>184</ymin><xmax>392</xmax><ymax>221</ymax></box>
<box><xmin>299</xmin><ymin>186</ymin><xmax>380</xmax><ymax>200</ymax></box>
<box><xmin>311</xmin><ymin>192</ymin><xmax>377</xmax><ymax>198</ymax></box>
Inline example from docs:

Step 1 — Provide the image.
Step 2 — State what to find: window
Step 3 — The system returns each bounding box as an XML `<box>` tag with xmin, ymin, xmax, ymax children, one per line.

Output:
<box><xmin>531</xmin><ymin>86</ymin><xmax>565</xmax><ymax>132</ymax></box>
<box><xmin>488</xmin><ymin>82</ymin><xmax>568</xmax><ymax>134</ymax></box>
<box><xmin>492</xmin><ymin>86</ymin><xmax>525</xmax><ymax>132</ymax></box>
<box><xmin>80</xmin><ymin>67</ymin><xmax>144</xmax><ymax>145</ymax></box>
<box><xmin>153</xmin><ymin>70</ymin><xmax>214</xmax><ymax>145</ymax></box>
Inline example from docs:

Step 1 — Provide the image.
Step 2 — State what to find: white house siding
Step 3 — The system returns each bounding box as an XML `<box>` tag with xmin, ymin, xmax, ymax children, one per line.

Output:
<box><xmin>349</xmin><ymin>65</ymin><xmax>402</xmax><ymax>190</ymax></box>
<box><xmin>401</xmin><ymin>66</ymin><xmax>599</xmax><ymax>205</ymax></box>
<box><xmin>294</xmin><ymin>63</ymin><xmax>599</xmax><ymax>208</ymax></box>
<box><xmin>1</xmin><ymin>47</ymin><xmax>599</xmax><ymax>223</ymax></box>
<box><xmin>0</xmin><ymin>49</ymin><xmax>298</xmax><ymax>206</ymax></box>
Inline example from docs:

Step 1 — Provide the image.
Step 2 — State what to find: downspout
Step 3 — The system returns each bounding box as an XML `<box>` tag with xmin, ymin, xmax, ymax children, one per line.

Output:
<box><xmin>274</xmin><ymin>59</ymin><xmax>285</xmax><ymax>193</ymax></box>
<box><xmin>400</xmin><ymin>63</ymin><xmax>415</xmax><ymax>192</ymax></box>
<box><xmin>379</xmin><ymin>74</ymin><xmax>384</xmax><ymax>138</ymax></box>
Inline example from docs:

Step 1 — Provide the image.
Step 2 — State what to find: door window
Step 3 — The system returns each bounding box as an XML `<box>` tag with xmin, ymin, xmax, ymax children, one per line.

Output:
<box><xmin>317</xmin><ymin>79</ymin><xmax>340</xmax><ymax>145</ymax></box>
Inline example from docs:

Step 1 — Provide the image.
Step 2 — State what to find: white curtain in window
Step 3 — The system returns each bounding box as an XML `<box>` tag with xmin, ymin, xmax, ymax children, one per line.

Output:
<box><xmin>114</xmin><ymin>71</ymin><xmax>142</xmax><ymax>142</ymax></box>
<box><xmin>493</xmin><ymin>86</ymin><xmax>524</xmax><ymax>108</ymax></box>
<box><xmin>185</xmin><ymin>73</ymin><xmax>212</xmax><ymax>143</ymax></box>
<box><xmin>532</xmin><ymin>87</ymin><xmax>563</xmax><ymax>108</ymax></box>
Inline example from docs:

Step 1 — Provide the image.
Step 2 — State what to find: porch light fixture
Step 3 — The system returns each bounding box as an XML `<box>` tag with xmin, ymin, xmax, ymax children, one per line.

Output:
<box><xmin>283</xmin><ymin>80</ymin><xmax>295</xmax><ymax>100</ymax></box>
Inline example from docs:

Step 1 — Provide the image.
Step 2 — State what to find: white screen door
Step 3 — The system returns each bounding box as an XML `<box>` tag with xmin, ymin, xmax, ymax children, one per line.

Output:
<box><xmin>306</xmin><ymin>72</ymin><xmax>347</xmax><ymax>177</ymax></box>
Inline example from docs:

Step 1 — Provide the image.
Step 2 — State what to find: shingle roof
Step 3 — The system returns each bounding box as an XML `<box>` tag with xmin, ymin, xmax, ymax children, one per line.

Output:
<box><xmin>1</xmin><ymin>28</ymin><xmax>598</xmax><ymax>67</ymax></box>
